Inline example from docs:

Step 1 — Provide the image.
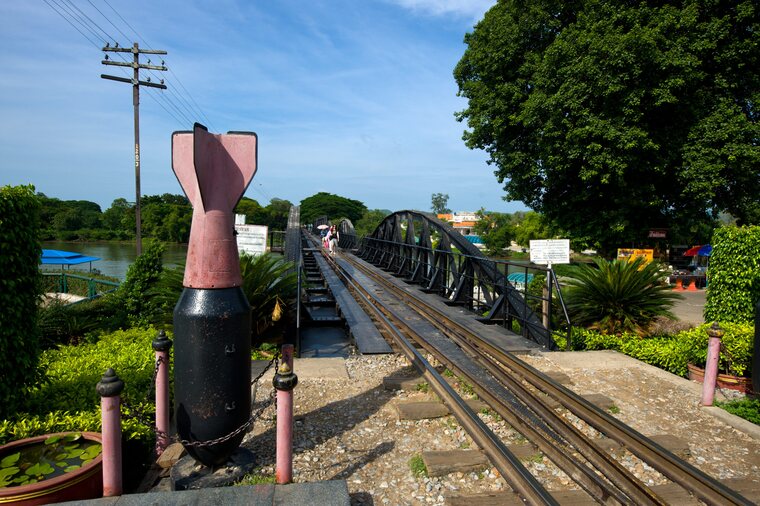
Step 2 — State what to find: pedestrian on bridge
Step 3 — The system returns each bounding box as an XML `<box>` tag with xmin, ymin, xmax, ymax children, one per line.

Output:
<box><xmin>328</xmin><ymin>225</ymin><xmax>339</xmax><ymax>256</ymax></box>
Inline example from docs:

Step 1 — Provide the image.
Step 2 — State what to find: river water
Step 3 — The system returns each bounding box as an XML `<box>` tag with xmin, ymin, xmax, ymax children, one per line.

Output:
<box><xmin>41</xmin><ymin>241</ymin><xmax>188</xmax><ymax>280</ymax></box>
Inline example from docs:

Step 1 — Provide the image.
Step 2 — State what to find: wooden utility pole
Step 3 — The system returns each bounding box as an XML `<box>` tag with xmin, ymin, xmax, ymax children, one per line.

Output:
<box><xmin>101</xmin><ymin>43</ymin><xmax>167</xmax><ymax>255</ymax></box>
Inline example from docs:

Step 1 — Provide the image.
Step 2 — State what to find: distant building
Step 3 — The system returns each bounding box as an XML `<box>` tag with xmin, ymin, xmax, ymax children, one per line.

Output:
<box><xmin>437</xmin><ymin>212</ymin><xmax>480</xmax><ymax>236</ymax></box>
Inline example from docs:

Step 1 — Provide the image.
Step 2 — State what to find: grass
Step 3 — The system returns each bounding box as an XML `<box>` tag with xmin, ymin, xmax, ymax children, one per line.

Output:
<box><xmin>416</xmin><ymin>382</ymin><xmax>430</xmax><ymax>393</ymax></box>
<box><xmin>608</xmin><ymin>405</ymin><xmax>621</xmax><ymax>414</ymax></box>
<box><xmin>527</xmin><ymin>453</ymin><xmax>544</xmax><ymax>464</ymax></box>
<box><xmin>236</xmin><ymin>469</ymin><xmax>276</xmax><ymax>486</ymax></box>
<box><xmin>716</xmin><ymin>397</ymin><xmax>760</xmax><ymax>425</ymax></box>
<box><xmin>409</xmin><ymin>454</ymin><xmax>427</xmax><ymax>478</ymax></box>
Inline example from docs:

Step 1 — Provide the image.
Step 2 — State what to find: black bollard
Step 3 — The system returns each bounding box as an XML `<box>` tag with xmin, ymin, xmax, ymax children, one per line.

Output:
<box><xmin>171</xmin><ymin>123</ymin><xmax>257</xmax><ymax>466</ymax></box>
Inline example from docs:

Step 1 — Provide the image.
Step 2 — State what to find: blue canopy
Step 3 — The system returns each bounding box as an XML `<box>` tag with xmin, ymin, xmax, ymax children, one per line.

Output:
<box><xmin>40</xmin><ymin>249</ymin><xmax>100</xmax><ymax>266</ymax></box>
<box><xmin>698</xmin><ymin>244</ymin><xmax>712</xmax><ymax>257</ymax></box>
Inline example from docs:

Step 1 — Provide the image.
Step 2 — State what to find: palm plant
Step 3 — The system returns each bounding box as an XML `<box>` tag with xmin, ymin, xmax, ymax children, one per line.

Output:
<box><xmin>563</xmin><ymin>257</ymin><xmax>682</xmax><ymax>335</ymax></box>
<box><xmin>239</xmin><ymin>253</ymin><xmax>298</xmax><ymax>332</ymax></box>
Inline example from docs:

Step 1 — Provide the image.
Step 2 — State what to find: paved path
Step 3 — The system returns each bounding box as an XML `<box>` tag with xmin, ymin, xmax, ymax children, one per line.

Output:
<box><xmin>671</xmin><ymin>289</ymin><xmax>707</xmax><ymax>324</ymax></box>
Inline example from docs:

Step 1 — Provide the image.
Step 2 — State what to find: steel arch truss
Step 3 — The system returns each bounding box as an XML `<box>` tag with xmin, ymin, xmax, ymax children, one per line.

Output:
<box><xmin>336</xmin><ymin>219</ymin><xmax>358</xmax><ymax>250</ymax></box>
<box><xmin>358</xmin><ymin>210</ymin><xmax>557</xmax><ymax>349</ymax></box>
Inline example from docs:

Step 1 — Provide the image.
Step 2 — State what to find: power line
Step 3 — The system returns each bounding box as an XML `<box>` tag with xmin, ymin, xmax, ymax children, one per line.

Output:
<box><xmin>86</xmin><ymin>0</ymin><xmax>132</xmax><ymax>42</ymax></box>
<box><xmin>44</xmin><ymin>0</ymin><xmax>102</xmax><ymax>48</ymax></box>
<box><xmin>61</xmin><ymin>0</ymin><xmax>115</xmax><ymax>44</ymax></box>
<box><xmin>144</xmin><ymin>88</ymin><xmax>185</xmax><ymax>125</ymax></box>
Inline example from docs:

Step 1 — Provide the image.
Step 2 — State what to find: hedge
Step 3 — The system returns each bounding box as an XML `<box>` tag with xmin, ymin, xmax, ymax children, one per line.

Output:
<box><xmin>704</xmin><ymin>226</ymin><xmax>760</xmax><ymax>324</ymax></box>
<box><xmin>560</xmin><ymin>322</ymin><xmax>754</xmax><ymax>378</ymax></box>
<box><xmin>0</xmin><ymin>327</ymin><xmax>170</xmax><ymax>445</ymax></box>
<box><xmin>0</xmin><ymin>185</ymin><xmax>41</xmax><ymax>419</ymax></box>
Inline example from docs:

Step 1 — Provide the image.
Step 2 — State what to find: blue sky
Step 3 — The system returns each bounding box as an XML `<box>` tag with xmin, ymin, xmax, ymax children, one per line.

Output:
<box><xmin>1</xmin><ymin>0</ymin><xmax>527</xmax><ymax>215</ymax></box>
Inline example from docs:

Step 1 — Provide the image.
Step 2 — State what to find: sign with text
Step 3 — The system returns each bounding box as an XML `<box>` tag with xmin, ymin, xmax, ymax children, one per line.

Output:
<box><xmin>530</xmin><ymin>239</ymin><xmax>570</xmax><ymax>265</ymax></box>
<box><xmin>617</xmin><ymin>248</ymin><xmax>654</xmax><ymax>263</ymax></box>
<box><xmin>235</xmin><ymin>224</ymin><xmax>268</xmax><ymax>256</ymax></box>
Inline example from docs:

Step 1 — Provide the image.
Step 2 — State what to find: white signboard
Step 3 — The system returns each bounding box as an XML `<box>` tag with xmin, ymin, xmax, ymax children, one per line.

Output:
<box><xmin>530</xmin><ymin>239</ymin><xmax>570</xmax><ymax>265</ymax></box>
<box><xmin>235</xmin><ymin>224</ymin><xmax>268</xmax><ymax>256</ymax></box>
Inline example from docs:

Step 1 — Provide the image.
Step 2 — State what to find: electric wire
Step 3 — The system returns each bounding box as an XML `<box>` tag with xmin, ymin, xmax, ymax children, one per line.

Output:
<box><xmin>61</xmin><ymin>0</ymin><xmax>116</xmax><ymax>45</ymax></box>
<box><xmin>42</xmin><ymin>0</ymin><xmax>100</xmax><ymax>48</ymax></box>
<box><xmin>45</xmin><ymin>0</ymin><xmax>103</xmax><ymax>47</ymax></box>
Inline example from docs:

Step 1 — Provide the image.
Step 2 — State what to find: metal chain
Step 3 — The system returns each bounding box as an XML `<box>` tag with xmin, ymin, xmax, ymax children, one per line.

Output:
<box><xmin>178</xmin><ymin>354</ymin><xmax>280</xmax><ymax>449</ymax></box>
<box><xmin>121</xmin><ymin>353</ymin><xmax>280</xmax><ymax>450</ymax></box>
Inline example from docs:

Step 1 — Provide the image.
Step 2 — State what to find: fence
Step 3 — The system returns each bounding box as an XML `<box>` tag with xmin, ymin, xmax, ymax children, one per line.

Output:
<box><xmin>41</xmin><ymin>272</ymin><xmax>120</xmax><ymax>301</ymax></box>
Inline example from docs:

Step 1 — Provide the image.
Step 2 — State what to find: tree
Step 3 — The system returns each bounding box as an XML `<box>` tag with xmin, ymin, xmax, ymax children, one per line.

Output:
<box><xmin>234</xmin><ymin>197</ymin><xmax>263</xmax><ymax>223</ymax></box>
<box><xmin>300</xmin><ymin>192</ymin><xmax>366</xmax><ymax>224</ymax></box>
<box><xmin>455</xmin><ymin>1</ymin><xmax>760</xmax><ymax>254</ymax></box>
<box><xmin>102</xmin><ymin>198</ymin><xmax>133</xmax><ymax>238</ymax></box>
<box><xmin>431</xmin><ymin>193</ymin><xmax>451</xmax><ymax>215</ymax></box>
<box><xmin>354</xmin><ymin>209</ymin><xmax>391</xmax><ymax>237</ymax></box>
<box><xmin>473</xmin><ymin>210</ymin><xmax>513</xmax><ymax>256</ymax></box>
<box><xmin>512</xmin><ymin>211</ymin><xmax>552</xmax><ymax>248</ymax></box>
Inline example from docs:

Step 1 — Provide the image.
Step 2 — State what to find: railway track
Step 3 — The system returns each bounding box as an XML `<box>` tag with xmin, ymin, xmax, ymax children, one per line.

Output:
<box><xmin>304</xmin><ymin>234</ymin><xmax>753</xmax><ymax>506</ymax></box>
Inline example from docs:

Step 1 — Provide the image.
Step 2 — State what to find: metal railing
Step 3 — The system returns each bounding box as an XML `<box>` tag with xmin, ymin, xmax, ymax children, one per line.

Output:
<box><xmin>41</xmin><ymin>272</ymin><xmax>120</xmax><ymax>303</ymax></box>
<box><xmin>359</xmin><ymin>236</ymin><xmax>571</xmax><ymax>349</ymax></box>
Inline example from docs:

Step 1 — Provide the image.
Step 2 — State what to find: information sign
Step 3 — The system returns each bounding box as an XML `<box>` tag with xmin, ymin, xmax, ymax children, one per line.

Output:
<box><xmin>530</xmin><ymin>239</ymin><xmax>570</xmax><ymax>265</ymax></box>
<box><xmin>235</xmin><ymin>224</ymin><xmax>268</xmax><ymax>256</ymax></box>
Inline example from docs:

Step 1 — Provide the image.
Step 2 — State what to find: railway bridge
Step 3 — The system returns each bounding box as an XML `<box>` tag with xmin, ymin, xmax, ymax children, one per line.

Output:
<box><xmin>273</xmin><ymin>207</ymin><xmax>756</xmax><ymax>506</ymax></box>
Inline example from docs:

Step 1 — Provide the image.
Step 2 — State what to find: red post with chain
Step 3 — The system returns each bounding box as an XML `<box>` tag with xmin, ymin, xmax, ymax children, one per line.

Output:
<box><xmin>274</xmin><ymin>344</ymin><xmax>298</xmax><ymax>484</ymax></box>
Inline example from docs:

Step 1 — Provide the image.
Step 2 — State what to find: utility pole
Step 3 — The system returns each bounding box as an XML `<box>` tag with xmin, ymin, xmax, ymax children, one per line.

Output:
<box><xmin>101</xmin><ymin>43</ymin><xmax>167</xmax><ymax>256</ymax></box>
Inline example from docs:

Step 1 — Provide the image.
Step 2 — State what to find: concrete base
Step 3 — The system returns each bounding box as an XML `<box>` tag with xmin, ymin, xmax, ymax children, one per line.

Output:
<box><xmin>55</xmin><ymin>480</ymin><xmax>352</xmax><ymax>505</ymax></box>
<box><xmin>170</xmin><ymin>448</ymin><xmax>255</xmax><ymax>491</ymax></box>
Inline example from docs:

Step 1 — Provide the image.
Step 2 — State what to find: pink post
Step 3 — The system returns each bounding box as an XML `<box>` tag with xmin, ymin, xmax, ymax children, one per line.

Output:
<box><xmin>96</xmin><ymin>368</ymin><xmax>124</xmax><ymax>497</ymax></box>
<box><xmin>152</xmin><ymin>330</ymin><xmax>173</xmax><ymax>456</ymax></box>
<box><xmin>701</xmin><ymin>323</ymin><xmax>724</xmax><ymax>406</ymax></box>
<box><xmin>274</xmin><ymin>344</ymin><xmax>298</xmax><ymax>484</ymax></box>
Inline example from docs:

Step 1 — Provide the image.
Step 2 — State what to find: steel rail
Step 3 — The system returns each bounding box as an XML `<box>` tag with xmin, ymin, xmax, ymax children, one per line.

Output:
<box><xmin>338</xmin><ymin>252</ymin><xmax>752</xmax><ymax>506</ymax></box>
<box><xmin>311</xmin><ymin>247</ymin><xmax>559</xmax><ymax>505</ymax></box>
<box><xmin>340</xmin><ymin>253</ymin><xmax>664</xmax><ymax>505</ymax></box>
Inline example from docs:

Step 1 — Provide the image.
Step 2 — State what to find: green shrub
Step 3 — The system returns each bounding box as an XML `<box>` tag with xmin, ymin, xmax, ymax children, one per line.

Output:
<box><xmin>563</xmin><ymin>257</ymin><xmax>682</xmax><ymax>335</ymax></box>
<box><xmin>0</xmin><ymin>185</ymin><xmax>42</xmax><ymax>419</ymax></box>
<box><xmin>676</xmin><ymin>323</ymin><xmax>754</xmax><ymax>377</ymax></box>
<box><xmin>716</xmin><ymin>397</ymin><xmax>760</xmax><ymax>426</ymax></box>
<box><xmin>562</xmin><ymin>322</ymin><xmax>754</xmax><ymax>377</ymax></box>
<box><xmin>0</xmin><ymin>327</ymin><xmax>166</xmax><ymax>445</ymax></box>
<box><xmin>704</xmin><ymin>226</ymin><xmax>760</xmax><ymax>324</ymax></box>
<box><xmin>118</xmin><ymin>241</ymin><xmax>165</xmax><ymax>326</ymax></box>
<box><xmin>38</xmin><ymin>295</ymin><xmax>129</xmax><ymax>348</ymax></box>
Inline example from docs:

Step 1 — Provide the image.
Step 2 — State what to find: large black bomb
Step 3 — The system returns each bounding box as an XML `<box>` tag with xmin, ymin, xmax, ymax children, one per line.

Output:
<box><xmin>171</xmin><ymin>123</ymin><xmax>258</xmax><ymax>466</ymax></box>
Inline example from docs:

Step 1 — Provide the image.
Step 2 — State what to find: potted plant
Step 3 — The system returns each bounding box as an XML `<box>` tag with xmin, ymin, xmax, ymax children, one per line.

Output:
<box><xmin>0</xmin><ymin>432</ymin><xmax>102</xmax><ymax>506</ymax></box>
<box><xmin>683</xmin><ymin>323</ymin><xmax>754</xmax><ymax>393</ymax></box>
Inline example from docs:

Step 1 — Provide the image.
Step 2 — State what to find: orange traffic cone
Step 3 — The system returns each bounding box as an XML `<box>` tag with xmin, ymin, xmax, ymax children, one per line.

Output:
<box><xmin>673</xmin><ymin>277</ymin><xmax>684</xmax><ymax>291</ymax></box>
<box><xmin>687</xmin><ymin>278</ymin><xmax>698</xmax><ymax>291</ymax></box>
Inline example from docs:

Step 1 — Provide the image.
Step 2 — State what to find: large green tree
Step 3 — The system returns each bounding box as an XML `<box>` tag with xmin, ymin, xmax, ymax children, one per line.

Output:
<box><xmin>455</xmin><ymin>0</ymin><xmax>759</xmax><ymax>253</ymax></box>
<box><xmin>431</xmin><ymin>193</ymin><xmax>451</xmax><ymax>214</ymax></box>
<box><xmin>474</xmin><ymin>210</ymin><xmax>514</xmax><ymax>256</ymax></box>
<box><xmin>300</xmin><ymin>192</ymin><xmax>367</xmax><ymax>224</ymax></box>
<box><xmin>354</xmin><ymin>209</ymin><xmax>391</xmax><ymax>237</ymax></box>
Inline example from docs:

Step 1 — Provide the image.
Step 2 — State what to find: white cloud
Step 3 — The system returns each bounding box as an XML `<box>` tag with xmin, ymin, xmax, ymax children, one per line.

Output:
<box><xmin>386</xmin><ymin>0</ymin><xmax>495</xmax><ymax>19</ymax></box>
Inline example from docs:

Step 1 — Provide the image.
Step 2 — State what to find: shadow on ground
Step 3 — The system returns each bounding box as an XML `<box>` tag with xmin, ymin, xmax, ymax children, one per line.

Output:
<box><xmin>243</xmin><ymin>366</ymin><xmax>413</xmax><ymax>491</ymax></box>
